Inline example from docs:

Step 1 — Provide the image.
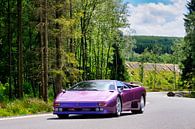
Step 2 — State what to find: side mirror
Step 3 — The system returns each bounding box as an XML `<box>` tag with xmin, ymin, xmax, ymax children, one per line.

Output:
<box><xmin>61</xmin><ymin>89</ymin><xmax>66</xmax><ymax>93</ymax></box>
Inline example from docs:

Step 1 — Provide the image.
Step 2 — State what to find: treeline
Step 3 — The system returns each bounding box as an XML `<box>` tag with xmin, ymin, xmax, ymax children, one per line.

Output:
<box><xmin>133</xmin><ymin>36</ymin><xmax>181</xmax><ymax>54</ymax></box>
<box><xmin>126</xmin><ymin>36</ymin><xmax>182</xmax><ymax>64</ymax></box>
<box><xmin>0</xmin><ymin>0</ymin><xmax>131</xmax><ymax>101</ymax></box>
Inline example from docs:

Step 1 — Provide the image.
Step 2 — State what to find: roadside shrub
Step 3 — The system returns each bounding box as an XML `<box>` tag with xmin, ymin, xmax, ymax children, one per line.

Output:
<box><xmin>0</xmin><ymin>98</ymin><xmax>52</xmax><ymax>117</ymax></box>
<box><xmin>0</xmin><ymin>83</ymin><xmax>9</xmax><ymax>101</ymax></box>
<box><xmin>190</xmin><ymin>92</ymin><xmax>195</xmax><ymax>98</ymax></box>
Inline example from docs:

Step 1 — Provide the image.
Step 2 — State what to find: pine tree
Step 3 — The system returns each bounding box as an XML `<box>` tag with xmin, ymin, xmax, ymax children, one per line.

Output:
<box><xmin>183</xmin><ymin>0</ymin><xmax>195</xmax><ymax>89</ymax></box>
<box><xmin>110</xmin><ymin>42</ymin><xmax>129</xmax><ymax>81</ymax></box>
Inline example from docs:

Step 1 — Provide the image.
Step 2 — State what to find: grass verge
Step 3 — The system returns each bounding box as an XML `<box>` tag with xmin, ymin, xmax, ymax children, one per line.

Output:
<box><xmin>0</xmin><ymin>98</ymin><xmax>53</xmax><ymax>117</ymax></box>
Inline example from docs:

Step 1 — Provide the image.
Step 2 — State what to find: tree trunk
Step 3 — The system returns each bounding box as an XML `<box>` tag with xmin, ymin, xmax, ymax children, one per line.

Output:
<box><xmin>139</xmin><ymin>62</ymin><xmax>144</xmax><ymax>83</ymax></box>
<box><xmin>80</xmin><ymin>16</ymin><xmax>86</xmax><ymax>80</ymax></box>
<box><xmin>100</xmin><ymin>35</ymin><xmax>104</xmax><ymax>79</ymax></box>
<box><xmin>173</xmin><ymin>64</ymin><xmax>177</xmax><ymax>90</ymax></box>
<box><xmin>43</xmin><ymin>0</ymin><xmax>48</xmax><ymax>102</ymax></box>
<box><xmin>55</xmin><ymin>0</ymin><xmax>64</xmax><ymax>96</ymax></box>
<box><xmin>106</xmin><ymin>42</ymin><xmax>111</xmax><ymax>79</ymax></box>
<box><xmin>96</xmin><ymin>29</ymin><xmax>100</xmax><ymax>79</ymax></box>
<box><xmin>40</xmin><ymin>0</ymin><xmax>45</xmax><ymax>99</ymax></box>
<box><xmin>8</xmin><ymin>0</ymin><xmax>12</xmax><ymax>100</ymax></box>
<box><xmin>69</xmin><ymin>0</ymin><xmax>73</xmax><ymax>53</ymax></box>
<box><xmin>17</xmin><ymin>0</ymin><xmax>23</xmax><ymax>98</ymax></box>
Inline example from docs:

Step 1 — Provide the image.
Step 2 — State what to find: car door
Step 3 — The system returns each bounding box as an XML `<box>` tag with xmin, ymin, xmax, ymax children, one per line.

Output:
<box><xmin>117</xmin><ymin>81</ymin><xmax>133</xmax><ymax>111</ymax></box>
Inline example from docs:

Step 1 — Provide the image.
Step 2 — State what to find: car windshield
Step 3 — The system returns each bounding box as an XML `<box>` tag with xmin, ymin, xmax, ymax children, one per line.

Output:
<box><xmin>69</xmin><ymin>81</ymin><xmax>115</xmax><ymax>91</ymax></box>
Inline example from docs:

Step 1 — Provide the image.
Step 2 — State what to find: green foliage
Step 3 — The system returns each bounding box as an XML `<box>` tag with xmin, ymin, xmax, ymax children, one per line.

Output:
<box><xmin>50</xmin><ymin>52</ymin><xmax>83</xmax><ymax>86</ymax></box>
<box><xmin>0</xmin><ymin>83</ymin><xmax>9</xmax><ymax>101</ymax></box>
<box><xmin>0</xmin><ymin>98</ymin><xmax>52</xmax><ymax>117</ymax></box>
<box><xmin>110</xmin><ymin>43</ymin><xmax>129</xmax><ymax>81</ymax></box>
<box><xmin>128</xmin><ymin>36</ymin><xmax>184</xmax><ymax>64</ymax></box>
<box><xmin>128</xmin><ymin>64</ymin><xmax>180</xmax><ymax>91</ymax></box>
<box><xmin>182</xmin><ymin>0</ymin><xmax>195</xmax><ymax>89</ymax></box>
<box><xmin>129</xmin><ymin>49</ymin><xmax>176</xmax><ymax>64</ymax></box>
<box><xmin>23</xmin><ymin>82</ymin><xmax>33</xmax><ymax>95</ymax></box>
<box><xmin>133</xmin><ymin>36</ymin><xmax>181</xmax><ymax>54</ymax></box>
<box><xmin>0</xmin><ymin>0</ymin><xmax>133</xmax><ymax>103</ymax></box>
<box><xmin>190</xmin><ymin>91</ymin><xmax>195</xmax><ymax>98</ymax></box>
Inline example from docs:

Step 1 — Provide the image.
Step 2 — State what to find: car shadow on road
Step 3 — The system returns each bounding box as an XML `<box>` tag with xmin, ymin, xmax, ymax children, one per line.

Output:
<box><xmin>47</xmin><ymin>112</ymin><xmax>138</xmax><ymax>120</ymax></box>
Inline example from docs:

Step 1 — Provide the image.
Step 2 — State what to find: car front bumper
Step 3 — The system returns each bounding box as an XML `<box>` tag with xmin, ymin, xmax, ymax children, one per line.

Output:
<box><xmin>53</xmin><ymin>102</ymin><xmax>115</xmax><ymax>115</ymax></box>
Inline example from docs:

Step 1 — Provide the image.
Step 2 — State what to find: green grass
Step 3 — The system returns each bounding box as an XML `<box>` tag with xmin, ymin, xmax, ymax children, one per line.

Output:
<box><xmin>0</xmin><ymin>98</ymin><xmax>53</xmax><ymax>117</ymax></box>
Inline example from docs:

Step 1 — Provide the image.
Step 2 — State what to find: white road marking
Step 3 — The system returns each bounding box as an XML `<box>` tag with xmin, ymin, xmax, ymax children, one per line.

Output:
<box><xmin>0</xmin><ymin>113</ymin><xmax>52</xmax><ymax>121</ymax></box>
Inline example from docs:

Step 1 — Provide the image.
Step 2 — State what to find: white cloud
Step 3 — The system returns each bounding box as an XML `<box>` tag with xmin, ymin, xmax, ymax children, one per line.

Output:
<box><xmin>125</xmin><ymin>0</ymin><xmax>187</xmax><ymax>37</ymax></box>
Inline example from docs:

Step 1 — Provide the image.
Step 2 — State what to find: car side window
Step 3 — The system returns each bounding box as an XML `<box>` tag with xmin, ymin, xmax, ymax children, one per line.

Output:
<box><xmin>116</xmin><ymin>81</ymin><xmax>124</xmax><ymax>89</ymax></box>
<box><xmin>116</xmin><ymin>81</ymin><xmax>129</xmax><ymax>89</ymax></box>
<box><xmin>117</xmin><ymin>81</ymin><xmax>131</xmax><ymax>90</ymax></box>
<box><xmin>124</xmin><ymin>83</ymin><xmax>132</xmax><ymax>89</ymax></box>
<box><xmin>123</xmin><ymin>85</ymin><xmax>130</xmax><ymax>89</ymax></box>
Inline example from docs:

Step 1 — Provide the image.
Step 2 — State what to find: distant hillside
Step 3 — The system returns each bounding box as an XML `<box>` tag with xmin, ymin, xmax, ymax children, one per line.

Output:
<box><xmin>132</xmin><ymin>36</ymin><xmax>182</xmax><ymax>54</ymax></box>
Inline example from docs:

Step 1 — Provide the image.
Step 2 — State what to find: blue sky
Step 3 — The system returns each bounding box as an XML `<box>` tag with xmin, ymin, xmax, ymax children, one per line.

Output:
<box><xmin>124</xmin><ymin>0</ymin><xmax>171</xmax><ymax>5</ymax></box>
<box><xmin>123</xmin><ymin>0</ymin><xmax>187</xmax><ymax>37</ymax></box>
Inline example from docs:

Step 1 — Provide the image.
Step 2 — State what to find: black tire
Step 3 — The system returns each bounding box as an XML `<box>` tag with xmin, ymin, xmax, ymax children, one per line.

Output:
<box><xmin>57</xmin><ymin>114</ymin><xmax>69</xmax><ymax>119</ymax></box>
<box><xmin>131</xmin><ymin>96</ymin><xmax>145</xmax><ymax>114</ymax></box>
<box><xmin>115</xmin><ymin>97</ymin><xmax>122</xmax><ymax>117</ymax></box>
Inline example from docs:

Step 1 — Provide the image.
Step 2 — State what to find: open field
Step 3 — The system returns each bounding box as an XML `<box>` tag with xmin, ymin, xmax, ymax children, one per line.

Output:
<box><xmin>126</xmin><ymin>62</ymin><xmax>180</xmax><ymax>91</ymax></box>
<box><xmin>126</xmin><ymin>62</ymin><xmax>180</xmax><ymax>73</ymax></box>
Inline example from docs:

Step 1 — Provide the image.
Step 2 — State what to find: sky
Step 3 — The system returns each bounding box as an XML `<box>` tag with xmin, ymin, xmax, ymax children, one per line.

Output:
<box><xmin>123</xmin><ymin>0</ymin><xmax>188</xmax><ymax>37</ymax></box>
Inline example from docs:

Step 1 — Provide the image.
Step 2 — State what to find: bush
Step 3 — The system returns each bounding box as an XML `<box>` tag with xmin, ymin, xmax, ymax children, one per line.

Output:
<box><xmin>0</xmin><ymin>98</ymin><xmax>53</xmax><ymax>117</ymax></box>
<box><xmin>0</xmin><ymin>83</ymin><xmax>9</xmax><ymax>101</ymax></box>
<box><xmin>190</xmin><ymin>92</ymin><xmax>195</xmax><ymax>98</ymax></box>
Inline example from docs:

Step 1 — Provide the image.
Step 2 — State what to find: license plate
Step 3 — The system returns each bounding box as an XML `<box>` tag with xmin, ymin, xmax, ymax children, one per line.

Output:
<box><xmin>68</xmin><ymin>108</ymin><xmax>75</xmax><ymax>111</ymax></box>
<box><xmin>82</xmin><ymin>108</ymin><xmax>91</xmax><ymax>111</ymax></box>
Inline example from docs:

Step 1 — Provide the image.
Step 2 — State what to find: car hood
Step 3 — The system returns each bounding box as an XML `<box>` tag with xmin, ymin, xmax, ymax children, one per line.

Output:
<box><xmin>56</xmin><ymin>91</ymin><xmax>115</xmax><ymax>102</ymax></box>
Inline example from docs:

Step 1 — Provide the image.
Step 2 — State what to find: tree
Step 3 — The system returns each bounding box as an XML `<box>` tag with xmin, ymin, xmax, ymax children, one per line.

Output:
<box><xmin>0</xmin><ymin>0</ymin><xmax>131</xmax><ymax>101</ymax></box>
<box><xmin>183</xmin><ymin>0</ymin><xmax>195</xmax><ymax>89</ymax></box>
<box><xmin>171</xmin><ymin>39</ymin><xmax>185</xmax><ymax>90</ymax></box>
<box><xmin>38</xmin><ymin>0</ymin><xmax>48</xmax><ymax>101</ymax></box>
<box><xmin>53</xmin><ymin>0</ymin><xmax>64</xmax><ymax>97</ymax></box>
<box><xmin>43</xmin><ymin>0</ymin><xmax>48</xmax><ymax>102</ymax></box>
<box><xmin>17</xmin><ymin>0</ymin><xmax>23</xmax><ymax>98</ymax></box>
<box><xmin>8</xmin><ymin>0</ymin><xmax>12</xmax><ymax>100</ymax></box>
<box><xmin>110</xmin><ymin>39</ymin><xmax>129</xmax><ymax>81</ymax></box>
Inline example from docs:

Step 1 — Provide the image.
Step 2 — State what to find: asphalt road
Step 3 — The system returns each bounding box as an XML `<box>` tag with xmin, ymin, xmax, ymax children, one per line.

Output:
<box><xmin>1</xmin><ymin>92</ymin><xmax>195</xmax><ymax>129</ymax></box>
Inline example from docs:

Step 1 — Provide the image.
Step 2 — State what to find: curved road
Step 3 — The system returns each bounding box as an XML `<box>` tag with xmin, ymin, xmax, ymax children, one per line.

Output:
<box><xmin>1</xmin><ymin>92</ymin><xmax>195</xmax><ymax>129</ymax></box>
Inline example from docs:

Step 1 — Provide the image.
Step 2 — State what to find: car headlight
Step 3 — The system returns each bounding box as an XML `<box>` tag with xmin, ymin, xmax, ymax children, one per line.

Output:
<box><xmin>98</xmin><ymin>102</ymin><xmax>106</xmax><ymax>107</ymax></box>
<box><xmin>54</xmin><ymin>102</ymin><xmax>60</xmax><ymax>107</ymax></box>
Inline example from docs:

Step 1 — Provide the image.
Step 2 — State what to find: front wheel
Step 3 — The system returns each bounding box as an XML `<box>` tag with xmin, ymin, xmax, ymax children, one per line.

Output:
<box><xmin>57</xmin><ymin>114</ymin><xmax>69</xmax><ymax>119</ymax></box>
<box><xmin>115</xmin><ymin>97</ymin><xmax>122</xmax><ymax>117</ymax></box>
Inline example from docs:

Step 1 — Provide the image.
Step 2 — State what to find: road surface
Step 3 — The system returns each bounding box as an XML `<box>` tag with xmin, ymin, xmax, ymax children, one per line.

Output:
<box><xmin>1</xmin><ymin>92</ymin><xmax>195</xmax><ymax>129</ymax></box>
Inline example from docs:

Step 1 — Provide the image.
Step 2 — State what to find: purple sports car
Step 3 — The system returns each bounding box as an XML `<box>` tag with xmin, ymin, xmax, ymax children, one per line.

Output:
<box><xmin>53</xmin><ymin>80</ymin><xmax>146</xmax><ymax>118</ymax></box>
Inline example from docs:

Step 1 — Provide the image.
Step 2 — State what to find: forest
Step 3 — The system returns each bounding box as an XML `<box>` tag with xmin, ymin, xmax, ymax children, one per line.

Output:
<box><xmin>128</xmin><ymin>36</ymin><xmax>182</xmax><ymax>63</ymax></box>
<box><xmin>132</xmin><ymin>36</ymin><xmax>180</xmax><ymax>54</ymax></box>
<box><xmin>0</xmin><ymin>0</ymin><xmax>130</xmax><ymax>102</ymax></box>
<box><xmin>0</xmin><ymin>0</ymin><xmax>194</xmax><ymax>116</ymax></box>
